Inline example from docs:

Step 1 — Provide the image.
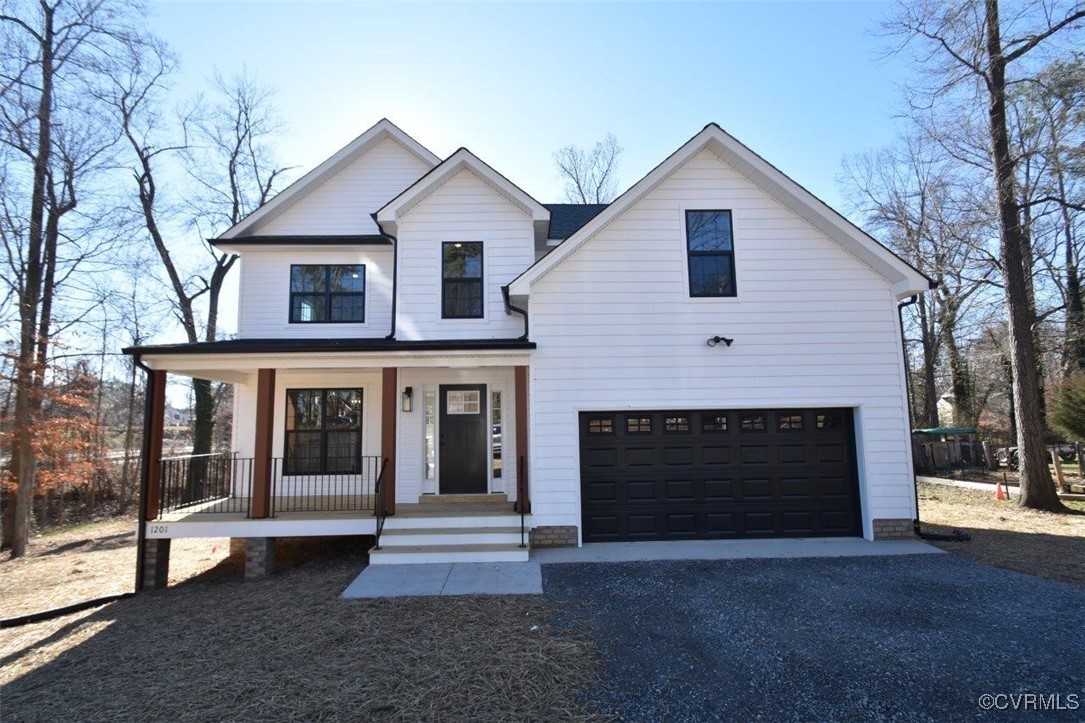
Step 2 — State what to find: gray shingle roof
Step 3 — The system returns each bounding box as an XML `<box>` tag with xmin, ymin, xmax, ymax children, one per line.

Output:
<box><xmin>544</xmin><ymin>204</ymin><xmax>609</xmax><ymax>240</ymax></box>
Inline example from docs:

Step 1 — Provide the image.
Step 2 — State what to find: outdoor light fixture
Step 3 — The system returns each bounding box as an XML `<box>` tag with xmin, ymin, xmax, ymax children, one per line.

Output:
<box><xmin>707</xmin><ymin>336</ymin><xmax>734</xmax><ymax>348</ymax></box>
<box><xmin>402</xmin><ymin>386</ymin><xmax>414</xmax><ymax>413</ymax></box>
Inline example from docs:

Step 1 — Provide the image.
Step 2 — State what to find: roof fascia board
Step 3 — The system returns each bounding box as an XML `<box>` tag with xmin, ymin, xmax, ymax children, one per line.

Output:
<box><xmin>376</xmin><ymin>148</ymin><xmax>549</xmax><ymax>235</ymax></box>
<box><xmin>219</xmin><ymin>119</ymin><xmax>439</xmax><ymax>239</ymax></box>
<box><xmin>509</xmin><ymin>125</ymin><xmax>932</xmax><ymax>296</ymax></box>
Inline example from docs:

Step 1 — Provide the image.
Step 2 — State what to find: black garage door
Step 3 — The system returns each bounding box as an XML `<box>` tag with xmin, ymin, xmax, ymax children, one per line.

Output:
<box><xmin>580</xmin><ymin>409</ymin><xmax>861</xmax><ymax>542</ymax></box>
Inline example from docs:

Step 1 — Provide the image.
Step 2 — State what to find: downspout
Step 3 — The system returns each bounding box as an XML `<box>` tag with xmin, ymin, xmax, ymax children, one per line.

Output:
<box><xmin>132</xmin><ymin>353</ymin><xmax>154</xmax><ymax>591</ymax></box>
<box><xmin>502</xmin><ymin>285</ymin><xmax>529</xmax><ymax>341</ymax></box>
<box><xmin>372</xmin><ymin>213</ymin><xmax>398</xmax><ymax>340</ymax></box>
<box><xmin>897</xmin><ymin>294</ymin><xmax>970</xmax><ymax>542</ymax></box>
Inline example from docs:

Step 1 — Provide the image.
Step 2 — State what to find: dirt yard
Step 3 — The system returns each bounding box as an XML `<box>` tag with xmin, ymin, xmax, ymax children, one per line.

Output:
<box><xmin>0</xmin><ymin>525</ymin><xmax>605</xmax><ymax>722</ymax></box>
<box><xmin>0</xmin><ymin>517</ymin><xmax>232</xmax><ymax>618</ymax></box>
<box><xmin>918</xmin><ymin>481</ymin><xmax>1085</xmax><ymax>589</ymax></box>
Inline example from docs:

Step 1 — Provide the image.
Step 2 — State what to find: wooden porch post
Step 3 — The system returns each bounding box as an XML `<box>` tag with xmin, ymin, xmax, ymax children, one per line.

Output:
<box><xmin>250</xmin><ymin>369</ymin><xmax>275</xmax><ymax>519</ymax></box>
<box><xmin>143</xmin><ymin>370</ymin><xmax>167</xmax><ymax>521</ymax></box>
<box><xmin>515</xmin><ymin>365</ymin><xmax>530</xmax><ymax>514</ymax></box>
<box><xmin>381</xmin><ymin>368</ymin><xmax>397</xmax><ymax>515</ymax></box>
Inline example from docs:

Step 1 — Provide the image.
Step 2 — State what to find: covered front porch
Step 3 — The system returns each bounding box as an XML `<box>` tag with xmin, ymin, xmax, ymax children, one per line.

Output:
<box><xmin>130</xmin><ymin>339</ymin><xmax>535</xmax><ymax>587</ymax></box>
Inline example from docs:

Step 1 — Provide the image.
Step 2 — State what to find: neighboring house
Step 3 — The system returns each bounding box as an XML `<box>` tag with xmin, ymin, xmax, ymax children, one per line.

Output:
<box><xmin>125</xmin><ymin>119</ymin><xmax>932</xmax><ymax>587</ymax></box>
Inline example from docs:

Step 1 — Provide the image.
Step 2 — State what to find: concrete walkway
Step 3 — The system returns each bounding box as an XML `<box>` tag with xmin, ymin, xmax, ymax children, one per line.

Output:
<box><xmin>342</xmin><ymin>537</ymin><xmax>942</xmax><ymax>597</ymax></box>
<box><xmin>342</xmin><ymin>561</ymin><xmax>543</xmax><ymax>598</ymax></box>
<box><xmin>531</xmin><ymin>537</ymin><xmax>942</xmax><ymax>564</ymax></box>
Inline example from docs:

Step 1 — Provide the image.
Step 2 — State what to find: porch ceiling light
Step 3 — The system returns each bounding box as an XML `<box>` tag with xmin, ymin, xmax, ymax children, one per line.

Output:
<box><xmin>402</xmin><ymin>386</ymin><xmax>413</xmax><ymax>413</ymax></box>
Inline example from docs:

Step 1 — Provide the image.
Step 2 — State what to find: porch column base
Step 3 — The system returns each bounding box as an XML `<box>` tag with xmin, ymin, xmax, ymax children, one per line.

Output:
<box><xmin>245</xmin><ymin>537</ymin><xmax>276</xmax><ymax>579</ymax></box>
<box><xmin>229</xmin><ymin>537</ymin><xmax>247</xmax><ymax>559</ymax></box>
<box><xmin>141</xmin><ymin>538</ymin><xmax>171</xmax><ymax>590</ymax></box>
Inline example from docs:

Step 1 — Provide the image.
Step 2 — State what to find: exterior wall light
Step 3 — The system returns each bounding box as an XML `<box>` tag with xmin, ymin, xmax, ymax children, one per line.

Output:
<box><xmin>707</xmin><ymin>336</ymin><xmax>734</xmax><ymax>348</ymax></box>
<box><xmin>402</xmin><ymin>386</ymin><xmax>414</xmax><ymax>413</ymax></box>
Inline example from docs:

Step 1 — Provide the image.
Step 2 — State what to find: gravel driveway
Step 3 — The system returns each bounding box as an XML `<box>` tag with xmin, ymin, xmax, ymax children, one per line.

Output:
<box><xmin>543</xmin><ymin>554</ymin><xmax>1085</xmax><ymax>721</ymax></box>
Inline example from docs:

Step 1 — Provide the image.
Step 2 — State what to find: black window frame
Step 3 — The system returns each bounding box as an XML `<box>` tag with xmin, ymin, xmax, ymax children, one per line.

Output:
<box><xmin>288</xmin><ymin>264</ymin><xmax>366</xmax><ymax>324</ymax></box>
<box><xmin>283</xmin><ymin>388</ymin><xmax>363</xmax><ymax>475</ymax></box>
<box><xmin>685</xmin><ymin>209</ymin><xmax>737</xmax><ymax>298</ymax></box>
<box><xmin>441</xmin><ymin>242</ymin><xmax>484</xmax><ymax>319</ymax></box>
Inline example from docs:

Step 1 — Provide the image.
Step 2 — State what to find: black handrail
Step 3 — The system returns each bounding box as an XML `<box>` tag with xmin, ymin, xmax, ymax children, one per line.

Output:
<box><xmin>270</xmin><ymin>456</ymin><xmax>380</xmax><ymax>515</ymax></box>
<box><xmin>517</xmin><ymin>454</ymin><xmax>528</xmax><ymax>548</ymax></box>
<box><xmin>373</xmin><ymin>457</ymin><xmax>389</xmax><ymax>549</ymax></box>
<box><xmin>158</xmin><ymin>452</ymin><xmax>249</xmax><ymax>516</ymax></box>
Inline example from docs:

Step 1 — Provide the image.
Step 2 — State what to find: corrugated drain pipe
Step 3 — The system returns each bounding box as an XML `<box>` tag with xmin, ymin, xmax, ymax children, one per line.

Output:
<box><xmin>897</xmin><ymin>295</ymin><xmax>970</xmax><ymax>543</ymax></box>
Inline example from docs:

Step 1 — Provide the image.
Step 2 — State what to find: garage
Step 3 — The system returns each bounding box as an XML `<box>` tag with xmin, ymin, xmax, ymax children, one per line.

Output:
<box><xmin>579</xmin><ymin>408</ymin><xmax>861</xmax><ymax>542</ymax></box>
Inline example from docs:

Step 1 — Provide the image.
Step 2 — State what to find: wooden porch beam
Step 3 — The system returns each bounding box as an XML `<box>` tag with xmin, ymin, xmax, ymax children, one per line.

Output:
<box><xmin>142</xmin><ymin>370</ymin><xmax>167</xmax><ymax>521</ymax></box>
<box><xmin>251</xmin><ymin>369</ymin><xmax>276</xmax><ymax>519</ymax></box>
<box><xmin>381</xmin><ymin>367</ymin><xmax>397</xmax><ymax>516</ymax></box>
<box><xmin>514</xmin><ymin>365</ymin><xmax>530</xmax><ymax>514</ymax></box>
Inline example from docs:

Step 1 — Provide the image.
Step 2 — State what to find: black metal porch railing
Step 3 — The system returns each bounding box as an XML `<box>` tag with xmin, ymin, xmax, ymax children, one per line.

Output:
<box><xmin>158</xmin><ymin>453</ymin><xmax>251</xmax><ymax>516</ymax></box>
<box><xmin>157</xmin><ymin>453</ymin><xmax>382</xmax><ymax>517</ymax></box>
<box><xmin>270</xmin><ymin>456</ymin><xmax>382</xmax><ymax>515</ymax></box>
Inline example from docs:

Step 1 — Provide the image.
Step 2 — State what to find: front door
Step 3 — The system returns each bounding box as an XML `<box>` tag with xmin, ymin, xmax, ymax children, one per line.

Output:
<box><xmin>439</xmin><ymin>384</ymin><xmax>488</xmax><ymax>494</ymax></box>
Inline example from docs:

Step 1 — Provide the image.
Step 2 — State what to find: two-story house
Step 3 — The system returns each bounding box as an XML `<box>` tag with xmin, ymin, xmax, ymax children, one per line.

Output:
<box><xmin>126</xmin><ymin>119</ymin><xmax>932</xmax><ymax>587</ymax></box>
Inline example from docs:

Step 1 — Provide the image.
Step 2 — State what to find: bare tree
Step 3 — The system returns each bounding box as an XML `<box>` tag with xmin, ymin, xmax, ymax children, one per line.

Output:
<box><xmin>888</xmin><ymin>0</ymin><xmax>1084</xmax><ymax>511</ymax></box>
<box><xmin>0</xmin><ymin>0</ymin><xmax>141</xmax><ymax>556</ymax></box>
<box><xmin>553</xmin><ymin>133</ymin><xmax>623</xmax><ymax>203</ymax></box>
<box><xmin>107</xmin><ymin>50</ymin><xmax>287</xmax><ymax>462</ymax></box>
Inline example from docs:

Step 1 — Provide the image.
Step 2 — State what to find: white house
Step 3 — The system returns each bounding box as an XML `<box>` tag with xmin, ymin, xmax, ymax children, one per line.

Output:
<box><xmin>126</xmin><ymin>119</ymin><xmax>932</xmax><ymax>587</ymax></box>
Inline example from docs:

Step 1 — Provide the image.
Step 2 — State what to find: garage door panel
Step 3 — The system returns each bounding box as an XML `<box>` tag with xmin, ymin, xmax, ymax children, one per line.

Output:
<box><xmin>580</xmin><ymin>408</ymin><xmax>861</xmax><ymax>542</ymax></box>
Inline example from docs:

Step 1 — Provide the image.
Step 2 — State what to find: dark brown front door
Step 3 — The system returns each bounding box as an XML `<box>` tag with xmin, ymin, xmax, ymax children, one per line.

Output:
<box><xmin>579</xmin><ymin>409</ymin><xmax>861</xmax><ymax>542</ymax></box>
<box><xmin>439</xmin><ymin>384</ymin><xmax>488</xmax><ymax>494</ymax></box>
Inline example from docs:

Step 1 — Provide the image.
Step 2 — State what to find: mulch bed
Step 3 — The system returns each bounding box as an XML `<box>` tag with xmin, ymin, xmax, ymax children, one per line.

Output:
<box><xmin>918</xmin><ymin>482</ymin><xmax>1085</xmax><ymax>589</ymax></box>
<box><xmin>1</xmin><ymin>531</ymin><xmax>608</xmax><ymax>721</ymax></box>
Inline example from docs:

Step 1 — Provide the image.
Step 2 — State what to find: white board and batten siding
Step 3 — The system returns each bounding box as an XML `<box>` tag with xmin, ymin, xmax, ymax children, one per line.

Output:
<box><xmin>252</xmin><ymin>137</ymin><xmax>433</xmax><ymax>236</ymax></box>
<box><xmin>237</xmin><ymin>247</ymin><xmax>393</xmax><ymax>339</ymax></box>
<box><xmin>527</xmin><ymin>149</ymin><xmax>914</xmax><ymax>541</ymax></box>
<box><xmin>395</xmin><ymin>169</ymin><xmax>534</xmax><ymax>340</ymax></box>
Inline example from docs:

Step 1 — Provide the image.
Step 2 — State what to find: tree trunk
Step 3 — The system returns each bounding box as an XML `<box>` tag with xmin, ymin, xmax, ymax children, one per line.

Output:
<box><xmin>984</xmin><ymin>0</ymin><xmax>1063</xmax><ymax>511</ymax></box>
<box><xmin>917</xmin><ymin>295</ymin><xmax>940</xmax><ymax>427</ymax></box>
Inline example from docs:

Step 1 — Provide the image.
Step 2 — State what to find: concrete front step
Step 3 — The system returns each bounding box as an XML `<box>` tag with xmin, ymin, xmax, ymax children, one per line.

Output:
<box><xmin>368</xmin><ymin>543</ymin><xmax>530</xmax><ymax>565</ymax></box>
<box><xmin>380</xmin><ymin>527</ymin><xmax>525</xmax><ymax>547</ymax></box>
<box><xmin>383</xmin><ymin>514</ymin><xmax>525</xmax><ymax>530</ymax></box>
<box><xmin>418</xmin><ymin>493</ymin><xmax>509</xmax><ymax>505</ymax></box>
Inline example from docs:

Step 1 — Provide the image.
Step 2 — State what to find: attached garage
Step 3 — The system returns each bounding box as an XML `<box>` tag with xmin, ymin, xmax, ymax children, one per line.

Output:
<box><xmin>579</xmin><ymin>409</ymin><xmax>862</xmax><ymax>542</ymax></box>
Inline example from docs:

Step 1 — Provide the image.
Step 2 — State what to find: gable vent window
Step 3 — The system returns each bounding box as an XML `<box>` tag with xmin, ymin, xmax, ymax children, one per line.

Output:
<box><xmin>686</xmin><ymin>210</ymin><xmax>736</xmax><ymax>297</ymax></box>
<box><xmin>442</xmin><ymin>242</ymin><xmax>483</xmax><ymax>319</ymax></box>
<box><xmin>290</xmin><ymin>265</ymin><xmax>365</xmax><ymax>323</ymax></box>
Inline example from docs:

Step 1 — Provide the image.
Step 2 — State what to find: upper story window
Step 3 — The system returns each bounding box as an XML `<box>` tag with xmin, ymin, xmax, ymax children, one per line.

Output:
<box><xmin>290</xmin><ymin>265</ymin><xmax>365</xmax><ymax>323</ymax></box>
<box><xmin>442</xmin><ymin>242</ymin><xmax>483</xmax><ymax>319</ymax></box>
<box><xmin>686</xmin><ymin>210</ymin><xmax>736</xmax><ymax>297</ymax></box>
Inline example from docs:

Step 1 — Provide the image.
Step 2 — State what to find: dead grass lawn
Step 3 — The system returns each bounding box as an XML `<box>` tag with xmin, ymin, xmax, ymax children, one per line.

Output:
<box><xmin>918</xmin><ymin>482</ymin><xmax>1085</xmax><ymax>589</ymax></box>
<box><xmin>0</xmin><ymin>517</ymin><xmax>231</xmax><ymax>618</ymax></box>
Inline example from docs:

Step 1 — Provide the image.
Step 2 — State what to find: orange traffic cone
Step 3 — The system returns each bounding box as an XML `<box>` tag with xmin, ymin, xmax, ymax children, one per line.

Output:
<box><xmin>995</xmin><ymin>480</ymin><xmax>1005</xmax><ymax>501</ymax></box>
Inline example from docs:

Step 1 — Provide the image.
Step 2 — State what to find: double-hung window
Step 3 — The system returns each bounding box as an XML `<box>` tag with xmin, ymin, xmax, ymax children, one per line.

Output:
<box><xmin>686</xmin><ymin>210</ymin><xmax>736</xmax><ymax>297</ymax></box>
<box><xmin>284</xmin><ymin>388</ymin><xmax>363</xmax><ymax>474</ymax></box>
<box><xmin>289</xmin><ymin>265</ymin><xmax>365</xmax><ymax>323</ymax></box>
<box><xmin>442</xmin><ymin>242</ymin><xmax>483</xmax><ymax>318</ymax></box>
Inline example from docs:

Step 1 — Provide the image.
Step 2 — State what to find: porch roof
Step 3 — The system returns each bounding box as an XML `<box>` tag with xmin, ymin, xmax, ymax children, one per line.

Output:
<box><xmin>124</xmin><ymin>337</ymin><xmax>536</xmax><ymax>356</ymax></box>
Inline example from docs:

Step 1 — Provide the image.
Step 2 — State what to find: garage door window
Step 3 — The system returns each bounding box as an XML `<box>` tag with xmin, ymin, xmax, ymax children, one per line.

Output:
<box><xmin>777</xmin><ymin>413</ymin><xmax>804</xmax><ymax>431</ymax></box>
<box><xmin>626</xmin><ymin>416</ymin><xmax>652</xmax><ymax>433</ymax></box>
<box><xmin>702</xmin><ymin>414</ymin><xmax>728</xmax><ymax>433</ymax></box>
<box><xmin>664</xmin><ymin>415</ymin><xmax>690</xmax><ymax>433</ymax></box>
<box><xmin>588</xmin><ymin>417</ymin><xmax>614</xmax><ymax>434</ymax></box>
<box><xmin>740</xmin><ymin>413</ymin><xmax>765</xmax><ymax>432</ymax></box>
<box><xmin>817</xmin><ymin>412</ymin><xmax>842</xmax><ymax>430</ymax></box>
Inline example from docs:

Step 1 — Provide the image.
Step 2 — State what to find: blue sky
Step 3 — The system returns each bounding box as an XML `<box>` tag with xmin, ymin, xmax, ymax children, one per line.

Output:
<box><xmin>149</xmin><ymin>1</ymin><xmax>913</xmax><ymax>212</ymax></box>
